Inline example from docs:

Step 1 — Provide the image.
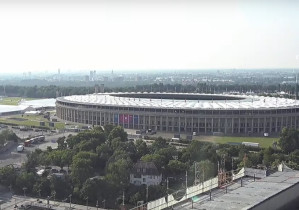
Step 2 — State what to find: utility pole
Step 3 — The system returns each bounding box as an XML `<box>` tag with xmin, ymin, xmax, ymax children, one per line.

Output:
<box><xmin>231</xmin><ymin>157</ymin><xmax>234</xmax><ymax>174</ymax></box>
<box><xmin>22</xmin><ymin>187</ymin><xmax>27</xmax><ymax>198</ymax></box>
<box><xmin>185</xmin><ymin>170</ymin><xmax>188</xmax><ymax>189</ymax></box>
<box><xmin>102</xmin><ymin>199</ymin><xmax>106</xmax><ymax>209</ymax></box>
<box><xmin>86</xmin><ymin>197</ymin><xmax>89</xmax><ymax>210</ymax></box>
<box><xmin>69</xmin><ymin>194</ymin><xmax>72</xmax><ymax>209</ymax></box>
<box><xmin>122</xmin><ymin>190</ymin><xmax>125</xmax><ymax>206</ymax></box>
<box><xmin>146</xmin><ymin>185</ymin><xmax>149</xmax><ymax>203</ymax></box>
<box><xmin>96</xmin><ymin>200</ymin><xmax>99</xmax><ymax>210</ymax></box>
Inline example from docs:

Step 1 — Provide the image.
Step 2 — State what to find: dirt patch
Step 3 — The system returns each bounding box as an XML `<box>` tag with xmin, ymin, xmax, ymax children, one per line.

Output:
<box><xmin>8</xmin><ymin>117</ymin><xmax>28</xmax><ymax>121</ymax></box>
<box><xmin>194</xmin><ymin>135</ymin><xmax>218</xmax><ymax>143</ymax></box>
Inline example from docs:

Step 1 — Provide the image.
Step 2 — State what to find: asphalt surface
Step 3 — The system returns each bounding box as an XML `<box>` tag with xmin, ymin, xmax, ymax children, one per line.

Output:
<box><xmin>0</xmin><ymin>194</ymin><xmax>105</xmax><ymax>210</ymax></box>
<box><xmin>0</xmin><ymin>127</ymin><xmax>76</xmax><ymax>168</ymax></box>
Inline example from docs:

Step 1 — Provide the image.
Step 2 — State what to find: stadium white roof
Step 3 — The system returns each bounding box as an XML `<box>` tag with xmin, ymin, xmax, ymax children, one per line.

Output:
<box><xmin>59</xmin><ymin>93</ymin><xmax>299</xmax><ymax>110</ymax></box>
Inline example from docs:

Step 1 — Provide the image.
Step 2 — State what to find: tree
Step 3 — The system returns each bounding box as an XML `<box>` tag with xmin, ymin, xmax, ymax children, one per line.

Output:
<box><xmin>192</xmin><ymin>160</ymin><xmax>215</xmax><ymax>182</ymax></box>
<box><xmin>141</xmin><ymin>154</ymin><xmax>165</xmax><ymax>169</ymax></box>
<box><xmin>135</xmin><ymin>139</ymin><xmax>148</xmax><ymax>159</ymax></box>
<box><xmin>108</xmin><ymin>126</ymin><xmax>127</xmax><ymax>142</ymax></box>
<box><xmin>106</xmin><ymin>158</ymin><xmax>132</xmax><ymax>187</ymax></box>
<box><xmin>0</xmin><ymin>129</ymin><xmax>19</xmax><ymax>146</ymax></box>
<box><xmin>57</xmin><ymin>136</ymin><xmax>67</xmax><ymax>150</ymax></box>
<box><xmin>15</xmin><ymin>172</ymin><xmax>36</xmax><ymax>194</ymax></box>
<box><xmin>167</xmin><ymin>160</ymin><xmax>188</xmax><ymax>175</ymax></box>
<box><xmin>71</xmin><ymin>158</ymin><xmax>94</xmax><ymax>186</ymax></box>
<box><xmin>33</xmin><ymin>178</ymin><xmax>51</xmax><ymax>197</ymax></box>
<box><xmin>151</xmin><ymin>137</ymin><xmax>167</xmax><ymax>152</ymax></box>
<box><xmin>279</xmin><ymin>128</ymin><xmax>299</xmax><ymax>153</ymax></box>
<box><xmin>0</xmin><ymin>165</ymin><xmax>16</xmax><ymax>186</ymax></box>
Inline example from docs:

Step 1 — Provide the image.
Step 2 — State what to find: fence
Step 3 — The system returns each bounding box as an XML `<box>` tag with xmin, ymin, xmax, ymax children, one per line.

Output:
<box><xmin>131</xmin><ymin>168</ymin><xmax>246</xmax><ymax>210</ymax></box>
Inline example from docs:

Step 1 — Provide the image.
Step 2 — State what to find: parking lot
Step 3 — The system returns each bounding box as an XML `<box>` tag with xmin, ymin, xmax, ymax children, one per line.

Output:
<box><xmin>0</xmin><ymin>126</ymin><xmax>76</xmax><ymax>168</ymax></box>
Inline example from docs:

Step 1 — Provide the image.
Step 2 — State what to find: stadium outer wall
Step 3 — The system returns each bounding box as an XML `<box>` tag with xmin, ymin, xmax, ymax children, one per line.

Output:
<box><xmin>56</xmin><ymin>93</ymin><xmax>299</xmax><ymax>136</ymax></box>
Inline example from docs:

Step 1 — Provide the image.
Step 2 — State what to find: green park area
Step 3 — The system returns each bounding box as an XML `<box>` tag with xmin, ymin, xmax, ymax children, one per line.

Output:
<box><xmin>0</xmin><ymin>114</ymin><xmax>65</xmax><ymax>130</ymax></box>
<box><xmin>0</xmin><ymin>97</ymin><xmax>36</xmax><ymax>105</ymax></box>
<box><xmin>197</xmin><ymin>136</ymin><xmax>278</xmax><ymax>148</ymax></box>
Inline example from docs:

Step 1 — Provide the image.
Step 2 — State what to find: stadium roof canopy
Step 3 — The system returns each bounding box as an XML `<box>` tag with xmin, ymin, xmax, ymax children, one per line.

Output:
<box><xmin>59</xmin><ymin>93</ymin><xmax>299</xmax><ymax>110</ymax></box>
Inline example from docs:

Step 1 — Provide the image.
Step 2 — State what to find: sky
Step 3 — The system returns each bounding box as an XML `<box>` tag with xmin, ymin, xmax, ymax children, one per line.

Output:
<box><xmin>0</xmin><ymin>0</ymin><xmax>298</xmax><ymax>73</ymax></box>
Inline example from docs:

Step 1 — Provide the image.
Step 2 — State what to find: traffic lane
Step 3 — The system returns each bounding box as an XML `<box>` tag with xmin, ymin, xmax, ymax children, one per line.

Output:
<box><xmin>0</xmin><ymin>132</ymin><xmax>77</xmax><ymax>168</ymax></box>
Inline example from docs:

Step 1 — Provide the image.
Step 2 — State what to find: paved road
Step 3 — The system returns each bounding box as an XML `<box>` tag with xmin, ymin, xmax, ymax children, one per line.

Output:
<box><xmin>0</xmin><ymin>128</ymin><xmax>77</xmax><ymax>168</ymax></box>
<box><xmin>0</xmin><ymin>195</ymin><xmax>105</xmax><ymax>210</ymax></box>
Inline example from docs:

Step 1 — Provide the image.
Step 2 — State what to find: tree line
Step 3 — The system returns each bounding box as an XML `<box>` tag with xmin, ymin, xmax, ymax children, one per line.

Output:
<box><xmin>0</xmin><ymin>126</ymin><xmax>299</xmax><ymax>208</ymax></box>
<box><xmin>0</xmin><ymin>83</ymin><xmax>297</xmax><ymax>98</ymax></box>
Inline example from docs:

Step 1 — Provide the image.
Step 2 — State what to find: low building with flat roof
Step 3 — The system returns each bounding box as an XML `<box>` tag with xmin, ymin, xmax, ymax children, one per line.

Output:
<box><xmin>175</xmin><ymin>165</ymin><xmax>299</xmax><ymax>210</ymax></box>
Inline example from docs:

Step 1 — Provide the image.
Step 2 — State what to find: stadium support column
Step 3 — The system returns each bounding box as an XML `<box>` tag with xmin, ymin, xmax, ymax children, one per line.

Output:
<box><xmin>160</xmin><ymin>115</ymin><xmax>162</xmax><ymax>131</ymax></box>
<box><xmin>178</xmin><ymin>116</ymin><xmax>181</xmax><ymax>133</ymax></box>
<box><xmin>238</xmin><ymin>118</ymin><xmax>241</xmax><ymax>134</ymax></box>
<box><xmin>270</xmin><ymin>117</ymin><xmax>272</xmax><ymax>132</ymax></box>
<box><xmin>275</xmin><ymin>117</ymin><xmax>278</xmax><ymax>133</ymax></box>
<box><xmin>245</xmin><ymin>118</ymin><xmax>247</xmax><ymax>134</ymax></box>
<box><xmin>225</xmin><ymin>118</ymin><xmax>227</xmax><ymax>134</ymax></box>
<box><xmin>232</xmin><ymin>118</ymin><xmax>234</xmax><ymax>134</ymax></box>
<box><xmin>264</xmin><ymin>117</ymin><xmax>266</xmax><ymax>133</ymax></box>
<box><xmin>100</xmin><ymin>112</ymin><xmax>102</xmax><ymax>126</ymax></box>
<box><xmin>185</xmin><ymin>116</ymin><xmax>187</xmax><ymax>133</ymax></box>
<box><xmin>258</xmin><ymin>118</ymin><xmax>260</xmax><ymax>134</ymax></box>
<box><xmin>211</xmin><ymin>118</ymin><xmax>214</xmax><ymax>133</ymax></box>
<box><xmin>172</xmin><ymin>116</ymin><xmax>175</xmax><ymax>132</ymax></box>
<box><xmin>205</xmin><ymin>118</ymin><xmax>207</xmax><ymax>134</ymax></box>
<box><xmin>197</xmin><ymin>118</ymin><xmax>200</xmax><ymax>134</ymax></box>
<box><xmin>166</xmin><ymin>116</ymin><xmax>169</xmax><ymax>132</ymax></box>
<box><xmin>191</xmin><ymin>116</ymin><xmax>194</xmax><ymax>133</ymax></box>
<box><xmin>138</xmin><ymin>114</ymin><xmax>140</xmax><ymax>129</ymax></box>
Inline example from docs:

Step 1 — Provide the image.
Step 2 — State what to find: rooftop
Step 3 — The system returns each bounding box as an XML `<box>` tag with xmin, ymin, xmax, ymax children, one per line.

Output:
<box><xmin>58</xmin><ymin>93</ymin><xmax>299</xmax><ymax>110</ymax></box>
<box><xmin>178</xmin><ymin>170</ymin><xmax>299</xmax><ymax>210</ymax></box>
<box><xmin>131</xmin><ymin>161</ymin><xmax>161</xmax><ymax>176</ymax></box>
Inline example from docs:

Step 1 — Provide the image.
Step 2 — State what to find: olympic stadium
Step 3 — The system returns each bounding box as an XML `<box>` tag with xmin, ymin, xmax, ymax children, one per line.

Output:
<box><xmin>56</xmin><ymin>93</ymin><xmax>299</xmax><ymax>135</ymax></box>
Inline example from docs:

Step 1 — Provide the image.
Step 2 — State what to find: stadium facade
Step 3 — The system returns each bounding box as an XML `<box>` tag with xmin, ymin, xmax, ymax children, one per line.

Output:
<box><xmin>56</xmin><ymin>93</ymin><xmax>299</xmax><ymax>135</ymax></box>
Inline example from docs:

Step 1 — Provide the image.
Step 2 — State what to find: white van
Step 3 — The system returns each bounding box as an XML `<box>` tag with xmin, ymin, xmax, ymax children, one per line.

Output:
<box><xmin>17</xmin><ymin>145</ymin><xmax>24</xmax><ymax>152</ymax></box>
<box><xmin>171</xmin><ymin>137</ymin><xmax>180</xmax><ymax>142</ymax></box>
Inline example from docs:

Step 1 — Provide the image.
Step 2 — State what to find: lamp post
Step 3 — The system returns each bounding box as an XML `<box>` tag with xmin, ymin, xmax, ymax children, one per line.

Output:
<box><xmin>96</xmin><ymin>200</ymin><xmax>99</xmax><ymax>210</ymax></box>
<box><xmin>22</xmin><ymin>187</ymin><xmax>27</xmax><ymax>198</ymax></box>
<box><xmin>166</xmin><ymin>177</ymin><xmax>174</xmax><ymax>196</ymax></box>
<box><xmin>69</xmin><ymin>194</ymin><xmax>72</xmax><ymax>209</ymax></box>
<box><xmin>102</xmin><ymin>199</ymin><xmax>106</xmax><ymax>209</ymax></box>
<box><xmin>86</xmin><ymin>196</ymin><xmax>88</xmax><ymax>210</ymax></box>
<box><xmin>146</xmin><ymin>184</ymin><xmax>149</xmax><ymax>203</ymax></box>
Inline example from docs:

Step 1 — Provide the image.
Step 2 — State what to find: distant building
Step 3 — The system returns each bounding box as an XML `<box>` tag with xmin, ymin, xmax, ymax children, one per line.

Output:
<box><xmin>130</xmin><ymin>161</ymin><xmax>162</xmax><ymax>186</ymax></box>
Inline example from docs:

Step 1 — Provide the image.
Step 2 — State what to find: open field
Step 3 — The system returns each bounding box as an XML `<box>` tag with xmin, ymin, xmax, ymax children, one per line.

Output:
<box><xmin>0</xmin><ymin>114</ymin><xmax>65</xmax><ymax>130</ymax></box>
<box><xmin>0</xmin><ymin>97</ymin><xmax>37</xmax><ymax>105</ymax></box>
<box><xmin>196</xmin><ymin>136</ymin><xmax>278</xmax><ymax>148</ymax></box>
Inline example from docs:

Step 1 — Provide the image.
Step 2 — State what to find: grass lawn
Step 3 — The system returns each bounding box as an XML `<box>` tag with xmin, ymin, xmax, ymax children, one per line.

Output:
<box><xmin>0</xmin><ymin>114</ymin><xmax>65</xmax><ymax>130</ymax></box>
<box><xmin>0</xmin><ymin>97</ymin><xmax>37</xmax><ymax>105</ymax></box>
<box><xmin>196</xmin><ymin>136</ymin><xmax>278</xmax><ymax>148</ymax></box>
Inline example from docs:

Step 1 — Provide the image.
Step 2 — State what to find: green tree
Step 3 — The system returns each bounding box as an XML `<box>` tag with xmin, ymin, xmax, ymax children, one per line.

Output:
<box><xmin>167</xmin><ymin>160</ymin><xmax>188</xmax><ymax>175</ymax></box>
<box><xmin>135</xmin><ymin>139</ymin><xmax>148</xmax><ymax>159</ymax></box>
<box><xmin>141</xmin><ymin>154</ymin><xmax>165</xmax><ymax>169</ymax></box>
<box><xmin>108</xmin><ymin>126</ymin><xmax>127</xmax><ymax>142</ymax></box>
<box><xmin>57</xmin><ymin>136</ymin><xmax>67</xmax><ymax>150</ymax></box>
<box><xmin>0</xmin><ymin>165</ymin><xmax>16</xmax><ymax>186</ymax></box>
<box><xmin>0</xmin><ymin>129</ymin><xmax>19</xmax><ymax>146</ymax></box>
<box><xmin>279</xmin><ymin>128</ymin><xmax>299</xmax><ymax>153</ymax></box>
<box><xmin>15</xmin><ymin>172</ymin><xmax>36</xmax><ymax>194</ymax></box>
<box><xmin>106</xmin><ymin>158</ymin><xmax>132</xmax><ymax>187</ymax></box>
<box><xmin>151</xmin><ymin>137</ymin><xmax>167</xmax><ymax>152</ymax></box>
<box><xmin>71</xmin><ymin>158</ymin><xmax>94</xmax><ymax>186</ymax></box>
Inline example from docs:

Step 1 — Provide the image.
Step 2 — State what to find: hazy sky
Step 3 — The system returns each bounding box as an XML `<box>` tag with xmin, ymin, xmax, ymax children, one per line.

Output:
<box><xmin>0</xmin><ymin>0</ymin><xmax>298</xmax><ymax>73</ymax></box>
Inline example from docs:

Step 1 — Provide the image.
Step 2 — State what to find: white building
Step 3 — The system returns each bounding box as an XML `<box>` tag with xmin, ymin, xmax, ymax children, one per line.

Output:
<box><xmin>130</xmin><ymin>161</ymin><xmax>162</xmax><ymax>186</ymax></box>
